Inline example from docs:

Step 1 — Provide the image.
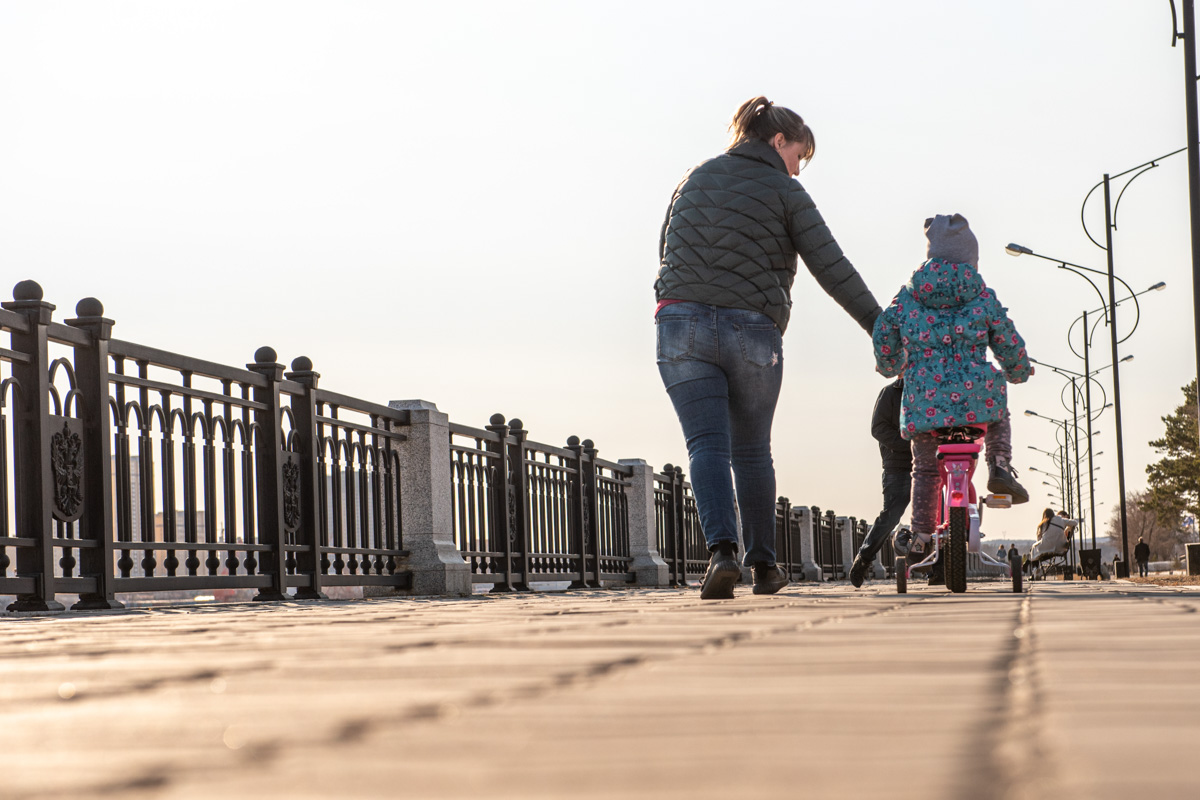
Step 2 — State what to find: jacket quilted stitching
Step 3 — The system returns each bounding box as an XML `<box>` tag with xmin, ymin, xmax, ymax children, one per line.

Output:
<box><xmin>656</xmin><ymin>140</ymin><xmax>880</xmax><ymax>334</ymax></box>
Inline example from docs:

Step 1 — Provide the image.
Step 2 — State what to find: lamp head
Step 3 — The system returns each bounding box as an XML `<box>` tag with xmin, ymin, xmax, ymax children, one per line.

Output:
<box><xmin>1120</xmin><ymin>354</ymin><xmax>1134</xmax><ymax>363</ymax></box>
<box><xmin>1024</xmin><ymin>410</ymin><xmax>1037</xmax><ymax>417</ymax></box>
<box><xmin>1150</xmin><ymin>281</ymin><xmax>1167</xmax><ymax>291</ymax></box>
<box><xmin>1005</xmin><ymin>243</ymin><xmax>1033</xmax><ymax>257</ymax></box>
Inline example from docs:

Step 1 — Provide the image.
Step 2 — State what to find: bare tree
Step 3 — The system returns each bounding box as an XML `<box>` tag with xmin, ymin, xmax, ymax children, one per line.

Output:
<box><xmin>1105</xmin><ymin>491</ymin><xmax>1188</xmax><ymax>561</ymax></box>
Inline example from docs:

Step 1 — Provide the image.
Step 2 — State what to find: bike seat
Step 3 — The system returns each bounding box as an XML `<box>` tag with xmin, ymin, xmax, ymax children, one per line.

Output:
<box><xmin>938</xmin><ymin>442</ymin><xmax>981</xmax><ymax>457</ymax></box>
<box><xmin>934</xmin><ymin>425</ymin><xmax>987</xmax><ymax>443</ymax></box>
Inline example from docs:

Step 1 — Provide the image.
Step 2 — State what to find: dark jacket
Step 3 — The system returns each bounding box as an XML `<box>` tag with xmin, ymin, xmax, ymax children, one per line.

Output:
<box><xmin>1134</xmin><ymin>541</ymin><xmax>1150</xmax><ymax>563</ymax></box>
<box><xmin>872</xmin><ymin>379</ymin><xmax>912</xmax><ymax>474</ymax></box>
<box><xmin>656</xmin><ymin>139</ymin><xmax>880</xmax><ymax>334</ymax></box>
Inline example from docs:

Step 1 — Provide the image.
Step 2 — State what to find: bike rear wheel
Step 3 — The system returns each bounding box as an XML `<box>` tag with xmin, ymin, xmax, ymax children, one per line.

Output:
<box><xmin>946</xmin><ymin>507</ymin><xmax>968</xmax><ymax>594</ymax></box>
<box><xmin>895</xmin><ymin>557</ymin><xmax>907</xmax><ymax>594</ymax></box>
<box><xmin>1011</xmin><ymin>555</ymin><xmax>1023</xmax><ymax>593</ymax></box>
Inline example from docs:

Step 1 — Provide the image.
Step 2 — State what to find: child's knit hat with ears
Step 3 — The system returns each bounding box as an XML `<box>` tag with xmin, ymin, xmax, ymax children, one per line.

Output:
<box><xmin>924</xmin><ymin>213</ymin><xmax>979</xmax><ymax>266</ymax></box>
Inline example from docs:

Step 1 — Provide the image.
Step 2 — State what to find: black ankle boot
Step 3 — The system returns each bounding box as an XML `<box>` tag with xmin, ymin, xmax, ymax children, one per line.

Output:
<box><xmin>700</xmin><ymin>541</ymin><xmax>740</xmax><ymax>600</ymax></box>
<box><xmin>849</xmin><ymin>553</ymin><xmax>872</xmax><ymax>588</ymax></box>
<box><xmin>752</xmin><ymin>563</ymin><xmax>788</xmax><ymax>595</ymax></box>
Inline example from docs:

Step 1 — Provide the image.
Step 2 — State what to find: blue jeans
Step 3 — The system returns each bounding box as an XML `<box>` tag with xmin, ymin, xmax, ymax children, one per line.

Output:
<box><xmin>857</xmin><ymin>471</ymin><xmax>912</xmax><ymax>562</ymax></box>
<box><xmin>656</xmin><ymin>302</ymin><xmax>784</xmax><ymax>566</ymax></box>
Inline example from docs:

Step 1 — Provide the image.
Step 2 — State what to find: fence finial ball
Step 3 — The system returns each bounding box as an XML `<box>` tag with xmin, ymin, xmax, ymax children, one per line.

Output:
<box><xmin>254</xmin><ymin>346</ymin><xmax>278</xmax><ymax>364</ymax></box>
<box><xmin>489</xmin><ymin>413</ymin><xmax>506</xmax><ymax>426</ymax></box>
<box><xmin>582</xmin><ymin>439</ymin><xmax>594</xmax><ymax>449</ymax></box>
<box><xmin>567</xmin><ymin>435</ymin><xmax>580</xmax><ymax>447</ymax></box>
<box><xmin>75</xmin><ymin>297</ymin><xmax>104</xmax><ymax>317</ymax></box>
<box><xmin>508</xmin><ymin>418</ymin><xmax>523</xmax><ymax>430</ymax></box>
<box><xmin>13</xmin><ymin>280</ymin><xmax>43</xmax><ymax>302</ymax></box>
<box><xmin>290</xmin><ymin>355</ymin><xmax>313</xmax><ymax>371</ymax></box>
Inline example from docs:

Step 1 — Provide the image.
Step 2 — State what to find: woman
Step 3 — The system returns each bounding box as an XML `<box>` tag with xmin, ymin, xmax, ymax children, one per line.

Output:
<box><xmin>655</xmin><ymin>96</ymin><xmax>881</xmax><ymax>599</ymax></box>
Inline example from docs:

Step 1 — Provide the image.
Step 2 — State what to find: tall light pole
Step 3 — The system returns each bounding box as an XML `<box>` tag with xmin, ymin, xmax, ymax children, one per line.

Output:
<box><xmin>1026</xmin><ymin>410</ymin><xmax>1080</xmax><ymax>568</ymax></box>
<box><xmin>1170</xmin><ymin>0</ymin><xmax>1200</xmax><ymax>426</ymax></box>
<box><xmin>1031</xmin><ymin>355</ymin><xmax>1131</xmax><ymax>549</ymax></box>
<box><xmin>1007</xmin><ymin>244</ymin><xmax>1161</xmax><ymax>569</ymax></box>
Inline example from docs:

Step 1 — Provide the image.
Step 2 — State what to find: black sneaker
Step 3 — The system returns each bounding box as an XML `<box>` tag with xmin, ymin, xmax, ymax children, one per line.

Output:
<box><xmin>988</xmin><ymin>458</ymin><xmax>1030</xmax><ymax>505</ymax></box>
<box><xmin>849</xmin><ymin>553</ymin><xmax>871</xmax><ymax>588</ymax></box>
<box><xmin>700</xmin><ymin>542</ymin><xmax>740</xmax><ymax>600</ymax></box>
<box><xmin>752</xmin><ymin>563</ymin><xmax>788</xmax><ymax>595</ymax></box>
<box><xmin>928</xmin><ymin>559</ymin><xmax>945</xmax><ymax>586</ymax></box>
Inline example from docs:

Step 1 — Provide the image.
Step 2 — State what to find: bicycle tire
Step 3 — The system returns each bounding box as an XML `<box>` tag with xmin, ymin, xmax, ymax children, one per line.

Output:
<box><xmin>1011</xmin><ymin>555</ymin><xmax>1023</xmax><ymax>593</ymax></box>
<box><xmin>895</xmin><ymin>557</ymin><xmax>907</xmax><ymax>594</ymax></box>
<box><xmin>947</xmin><ymin>507</ymin><xmax>968</xmax><ymax>594</ymax></box>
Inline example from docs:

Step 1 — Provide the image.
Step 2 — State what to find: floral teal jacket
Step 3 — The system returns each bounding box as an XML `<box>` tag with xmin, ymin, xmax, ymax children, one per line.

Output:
<box><xmin>872</xmin><ymin>258</ymin><xmax>1032</xmax><ymax>439</ymax></box>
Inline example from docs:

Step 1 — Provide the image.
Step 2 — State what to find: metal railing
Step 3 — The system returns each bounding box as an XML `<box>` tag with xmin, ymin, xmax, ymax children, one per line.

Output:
<box><xmin>0</xmin><ymin>283</ymin><xmax>409</xmax><ymax>611</ymax></box>
<box><xmin>1</xmin><ymin>281</ymin><xmax>890</xmax><ymax>609</ymax></box>
<box><xmin>449</xmin><ymin>415</ymin><xmax>633</xmax><ymax>590</ymax></box>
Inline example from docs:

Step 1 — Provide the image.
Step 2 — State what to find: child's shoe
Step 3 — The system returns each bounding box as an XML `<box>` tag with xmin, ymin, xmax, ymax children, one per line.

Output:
<box><xmin>848</xmin><ymin>553</ymin><xmax>872</xmax><ymax>588</ymax></box>
<box><xmin>987</xmin><ymin>457</ymin><xmax>1030</xmax><ymax>504</ymax></box>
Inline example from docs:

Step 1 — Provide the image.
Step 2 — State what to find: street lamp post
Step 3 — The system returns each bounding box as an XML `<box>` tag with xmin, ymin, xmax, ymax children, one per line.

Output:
<box><xmin>1031</xmin><ymin>354</ymin><xmax>1131</xmax><ymax>550</ymax></box>
<box><xmin>1170</xmin><ymin>0</ymin><xmax>1200</xmax><ymax>426</ymax></box>
<box><xmin>1007</xmin><ymin>243</ymin><xmax>1162</xmax><ymax>568</ymax></box>
<box><xmin>1026</xmin><ymin>410</ymin><xmax>1078</xmax><ymax>568</ymax></box>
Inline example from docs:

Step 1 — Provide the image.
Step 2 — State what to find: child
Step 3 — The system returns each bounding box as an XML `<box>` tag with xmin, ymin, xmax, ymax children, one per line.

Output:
<box><xmin>872</xmin><ymin>214</ymin><xmax>1031</xmax><ymax>559</ymax></box>
<box><xmin>848</xmin><ymin>377</ymin><xmax>911</xmax><ymax>588</ymax></box>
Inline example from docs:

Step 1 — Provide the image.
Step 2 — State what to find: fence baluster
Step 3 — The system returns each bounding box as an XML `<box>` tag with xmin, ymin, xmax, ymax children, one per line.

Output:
<box><xmin>65</xmin><ymin>298</ymin><xmax>122</xmax><ymax>609</ymax></box>
<box><xmin>581</xmin><ymin>439</ymin><xmax>602</xmax><ymax>588</ymax></box>
<box><xmin>247</xmin><ymin>347</ymin><xmax>288</xmax><ymax>601</ymax></box>
<box><xmin>2</xmin><ymin>281</ymin><xmax>63</xmax><ymax>612</ymax></box>
<box><xmin>285</xmin><ymin>357</ymin><xmax>325</xmax><ymax>599</ymax></box>
<box><xmin>508</xmin><ymin>420</ymin><xmax>531</xmax><ymax>590</ymax></box>
<box><xmin>484</xmin><ymin>414</ymin><xmax>515</xmax><ymax>592</ymax></box>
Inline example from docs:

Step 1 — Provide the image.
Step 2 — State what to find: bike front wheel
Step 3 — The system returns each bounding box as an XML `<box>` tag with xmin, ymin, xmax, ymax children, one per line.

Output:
<box><xmin>946</xmin><ymin>507</ymin><xmax>968</xmax><ymax>594</ymax></box>
<box><xmin>895</xmin><ymin>557</ymin><xmax>907</xmax><ymax>594</ymax></box>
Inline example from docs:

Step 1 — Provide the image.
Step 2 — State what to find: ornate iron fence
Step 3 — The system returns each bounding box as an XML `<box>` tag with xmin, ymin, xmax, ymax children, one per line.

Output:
<box><xmin>653</xmin><ymin>464</ymin><xmax>708</xmax><ymax>584</ymax></box>
<box><xmin>0</xmin><ymin>282</ymin><xmax>409</xmax><ymax>611</ymax></box>
<box><xmin>809</xmin><ymin>506</ymin><xmax>845</xmax><ymax>580</ymax></box>
<box><xmin>775</xmin><ymin>497</ymin><xmax>809</xmax><ymax>581</ymax></box>
<box><xmin>449</xmin><ymin>415</ymin><xmax>633</xmax><ymax>590</ymax></box>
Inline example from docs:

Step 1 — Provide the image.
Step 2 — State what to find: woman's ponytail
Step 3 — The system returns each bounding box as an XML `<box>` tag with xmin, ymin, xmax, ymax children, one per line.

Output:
<box><xmin>727</xmin><ymin>96</ymin><xmax>815</xmax><ymax>163</ymax></box>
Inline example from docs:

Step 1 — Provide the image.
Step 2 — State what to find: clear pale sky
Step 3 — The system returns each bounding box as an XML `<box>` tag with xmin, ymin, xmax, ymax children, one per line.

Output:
<box><xmin>2</xmin><ymin>1</ymin><xmax>1196</xmax><ymax>544</ymax></box>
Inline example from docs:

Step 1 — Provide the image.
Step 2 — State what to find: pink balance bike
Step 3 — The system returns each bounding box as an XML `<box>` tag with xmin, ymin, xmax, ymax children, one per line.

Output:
<box><xmin>893</xmin><ymin>425</ymin><xmax>1021</xmax><ymax>594</ymax></box>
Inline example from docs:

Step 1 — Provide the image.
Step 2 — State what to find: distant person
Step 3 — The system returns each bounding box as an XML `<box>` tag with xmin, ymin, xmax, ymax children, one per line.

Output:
<box><xmin>1134</xmin><ymin>536</ymin><xmax>1151</xmax><ymax>578</ymax></box>
<box><xmin>872</xmin><ymin>215</ymin><xmax>1032</xmax><ymax>577</ymax></box>
<box><xmin>1008</xmin><ymin>543</ymin><xmax>1019</xmax><ymax>563</ymax></box>
<box><xmin>997</xmin><ymin>544</ymin><xmax>1007</xmax><ymax>560</ymax></box>
<box><xmin>1031</xmin><ymin>509</ymin><xmax>1082</xmax><ymax>564</ymax></box>
<box><xmin>849</xmin><ymin>378</ymin><xmax>911</xmax><ymax>588</ymax></box>
<box><xmin>656</xmin><ymin>96</ymin><xmax>882</xmax><ymax>599</ymax></box>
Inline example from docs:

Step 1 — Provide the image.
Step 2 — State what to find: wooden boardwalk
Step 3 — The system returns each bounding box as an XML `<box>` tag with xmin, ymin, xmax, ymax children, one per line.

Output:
<box><xmin>2</xmin><ymin>579</ymin><xmax>1197</xmax><ymax>799</ymax></box>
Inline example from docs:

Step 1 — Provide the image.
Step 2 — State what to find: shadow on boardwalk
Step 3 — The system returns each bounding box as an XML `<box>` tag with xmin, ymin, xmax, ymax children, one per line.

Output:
<box><xmin>1</xmin><ymin>580</ymin><xmax>1197</xmax><ymax>800</ymax></box>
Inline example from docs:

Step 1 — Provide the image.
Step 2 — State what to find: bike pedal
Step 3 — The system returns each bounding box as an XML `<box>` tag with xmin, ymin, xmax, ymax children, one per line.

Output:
<box><xmin>985</xmin><ymin>494</ymin><xmax>1013</xmax><ymax>509</ymax></box>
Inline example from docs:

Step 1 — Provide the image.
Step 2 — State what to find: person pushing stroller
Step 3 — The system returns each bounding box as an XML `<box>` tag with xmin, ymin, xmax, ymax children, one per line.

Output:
<box><xmin>871</xmin><ymin>214</ymin><xmax>1032</xmax><ymax>572</ymax></box>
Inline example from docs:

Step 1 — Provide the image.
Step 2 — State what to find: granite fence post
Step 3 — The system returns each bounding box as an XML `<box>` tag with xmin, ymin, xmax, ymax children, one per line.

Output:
<box><xmin>871</xmin><ymin>545</ymin><xmax>887</xmax><ymax>579</ymax></box>
<box><xmin>838</xmin><ymin>516</ymin><xmax>855</xmax><ymax>580</ymax></box>
<box><xmin>793</xmin><ymin>506</ymin><xmax>822</xmax><ymax>581</ymax></box>
<box><xmin>384</xmin><ymin>399</ymin><xmax>471</xmax><ymax>596</ymax></box>
<box><xmin>618</xmin><ymin>459</ymin><xmax>669</xmax><ymax>587</ymax></box>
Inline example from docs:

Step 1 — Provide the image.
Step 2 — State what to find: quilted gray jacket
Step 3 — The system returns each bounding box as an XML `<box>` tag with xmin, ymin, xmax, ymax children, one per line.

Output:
<box><xmin>656</xmin><ymin>139</ymin><xmax>880</xmax><ymax>334</ymax></box>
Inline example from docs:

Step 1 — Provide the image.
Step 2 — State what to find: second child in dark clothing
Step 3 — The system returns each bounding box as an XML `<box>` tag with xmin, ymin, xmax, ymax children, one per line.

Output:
<box><xmin>849</xmin><ymin>379</ymin><xmax>912</xmax><ymax>588</ymax></box>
